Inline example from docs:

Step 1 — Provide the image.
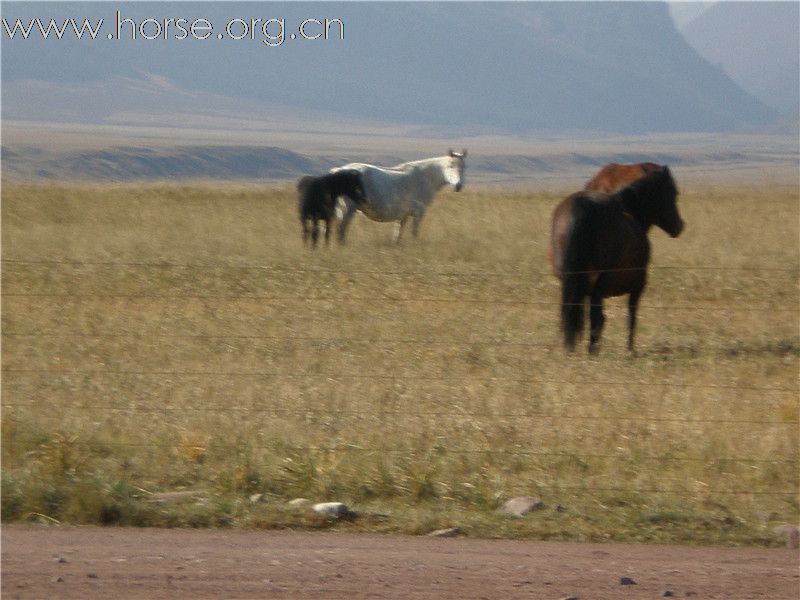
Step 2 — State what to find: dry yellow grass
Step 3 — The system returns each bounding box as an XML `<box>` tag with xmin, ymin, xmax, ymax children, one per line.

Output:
<box><xmin>1</xmin><ymin>181</ymin><xmax>798</xmax><ymax>543</ymax></box>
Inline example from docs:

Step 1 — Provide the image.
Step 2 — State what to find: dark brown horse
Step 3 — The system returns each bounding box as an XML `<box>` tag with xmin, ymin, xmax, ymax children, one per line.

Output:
<box><xmin>549</xmin><ymin>166</ymin><xmax>684</xmax><ymax>354</ymax></box>
<box><xmin>584</xmin><ymin>162</ymin><xmax>662</xmax><ymax>193</ymax></box>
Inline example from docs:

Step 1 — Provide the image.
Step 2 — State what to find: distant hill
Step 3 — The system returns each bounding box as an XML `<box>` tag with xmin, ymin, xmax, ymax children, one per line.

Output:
<box><xmin>680</xmin><ymin>1</ymin><xmax>799</xmax><ymax>118</ymax></box>
<box><xmin>4</xmin><ymin>137</ymin><xmax>797</xmax><ymax>184</ymax></box>
<box><xmin>1</xmin><ymin>2</ymin><xmax>779</xmax><ymax>134</ymax></box>
<box><xmin>0</xmin><ymin>146</ymin><xmax>331</xmax><ymax>181</ymax></box>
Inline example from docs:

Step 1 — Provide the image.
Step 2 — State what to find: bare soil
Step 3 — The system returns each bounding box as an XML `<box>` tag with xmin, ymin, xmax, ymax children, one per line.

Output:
<box><xmin>2</xmin><ymin>526</ymin><xmax>798</xmax><ymax>599</ymax></box>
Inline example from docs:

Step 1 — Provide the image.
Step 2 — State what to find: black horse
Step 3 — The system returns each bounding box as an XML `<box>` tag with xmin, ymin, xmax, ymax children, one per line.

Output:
<box><xmin>297</xmin><ymin>170</ymin><xmax>365</xmax><ymax>247</ymax></box>
<box><xmin>549</xmin><ymin>166</ymin><xmax>684</xmax><ymax>354</ymax></box>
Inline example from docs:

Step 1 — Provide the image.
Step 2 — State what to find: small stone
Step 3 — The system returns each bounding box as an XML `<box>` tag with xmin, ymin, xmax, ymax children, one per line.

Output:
<box><xmin>249</xmin><ymin>493</ymin><xmax>265</xmax><ymax>504</ymax></box>
<box><xmin>755</xmin><ymin>511</ymin><xmax>779</xmax><ymax>522</ymax></box>
<box><xmin>87</xmin><ymin>573</ymin><xmax>98</xmax><ymax>579</ymax></box>
<box><xmin>149</xmin><ymin>491</ymin><xmax>206</xmax><ymax>505</ymax></box>
<box><xmin>287</xmin><ymin>498</ymin><xmax>310</xmax><ymax>507</ymax></box>
<box><xmin>561</xmin><ymin>596</ymin><xmax>579</xmax><ymax>600</ymax></box>
<box><xmin>773</xmin><ymin>524</ymin><xmax>800</xmax><ymax>549</ymax></box>
<box><xmin>662</xmin><ymin>591</ymin><xmax>675</xmax><ymax>597</ymax></box>
<box><xmin>620</xmin><ymin>576</ymin><xmax>637</xmax><ymax>585</ymax></box>
<box><xmin>498</xmin><ymin>496</ymin><xmax>545</xmax><ymax>517</ymax></box>
<box><xmin>360</xmin><ymin>511</ymin><xmax>391</xmax><ymax>521</ymax></box>
<box><xmin>56</xmin><ymin>557</ymin><xmax>68</xmax><ymax>563</ymax></box>
<box><xmin>312</xmin><ymin>502</ymin><xmax>354</xmax><ymax>518</ymax></box>
<box><xmin>428</xmin><ymin>527</ymin><xmax>461</xmax><ymax>537</ymax></box>
<box><xmin>53</xmin><ymin>576</ymin><xmax>64</xmax><ymax>583</ymax></box>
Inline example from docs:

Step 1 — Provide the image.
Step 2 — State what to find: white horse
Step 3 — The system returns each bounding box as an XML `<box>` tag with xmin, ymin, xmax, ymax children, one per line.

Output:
<box><xmin>333</xmin><ymin>150</ymin><xmax>467</xmax><ymax>243</ymax></box>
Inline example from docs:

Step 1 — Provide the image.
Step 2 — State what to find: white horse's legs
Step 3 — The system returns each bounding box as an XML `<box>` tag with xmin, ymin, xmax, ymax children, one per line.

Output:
<box><xmin>392</xmin><ymin>210</ymin><xmax>425</xmax><ymax>243</ymax></box>
<box><xmin>393</xmin><ymin>218</ymin><xmax>409</xmax><ymax>243</ymax></box>
<box><xmin>337</xmin><ymin>200</ymin><xmax>357</xmax><ymax>244</ymax></box>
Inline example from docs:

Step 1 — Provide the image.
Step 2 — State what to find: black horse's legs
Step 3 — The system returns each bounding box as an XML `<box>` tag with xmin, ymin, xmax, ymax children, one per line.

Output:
<box><xmin>311</xmin><ymin>220</ymin><xmax>320</xmax><ymax>248</ymax></box>
<box><xmin>627</xmin><ymin>288</ymin><xmax>643</xmax><ymax>351</ymax></box>
<box><xmin>324</xmin><ymin>217</ymin><xmax>333</xmax><ymax>246</ymax></box>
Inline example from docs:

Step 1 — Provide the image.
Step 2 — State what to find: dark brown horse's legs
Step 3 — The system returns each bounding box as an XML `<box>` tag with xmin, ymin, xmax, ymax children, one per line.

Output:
<box><xmin>588</xmin><ymin>276</ymin><xmax>608</xmax><ymax>354</ymax></box>
<box><xmin>588</xmin><ymin>300</ymin><xmax>604</xmax><ymax>354</ymax></box>
<box><xmin>627</xmin><ymin>289</ymin><xmax>643</xmax><ymax>351</ymax></box>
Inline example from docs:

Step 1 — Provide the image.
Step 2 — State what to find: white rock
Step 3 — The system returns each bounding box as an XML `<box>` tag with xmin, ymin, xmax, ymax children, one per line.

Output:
<box><xmin>773</xmin><ymin>524</ymin><xmax>800</xmax><ymax>549</ymax></box>
<box><xmin>312</xmin><ymin>502</ymin><xmax>352</xmax><ymax>518</ymax></box>
<box><xmin>499</xmin><ymin>496</ymin><xmax>545</xmax><ymax>517</ymax></box>
<box><xmin>148</xmin><ymin>491</ymin><xmax>206</xmax><ymax>505</ymax></box>
<box><xmin>427</xmin><ymin>527</ymin><xmax>461</xmax><ymax>537</ymax></box>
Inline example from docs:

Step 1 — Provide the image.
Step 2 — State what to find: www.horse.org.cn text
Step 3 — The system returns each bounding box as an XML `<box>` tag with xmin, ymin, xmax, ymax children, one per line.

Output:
<box><xmin>1</xmin><ymin>12</ymin><xmax>346</xmax><ymax>47</ymax></box>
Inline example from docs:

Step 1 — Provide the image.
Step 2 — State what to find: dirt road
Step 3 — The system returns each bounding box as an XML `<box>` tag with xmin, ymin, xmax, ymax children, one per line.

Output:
<box><xmin>2</xmin><ymin>526</ymin><xmax>798</xmax><ymax>599</ymax></box>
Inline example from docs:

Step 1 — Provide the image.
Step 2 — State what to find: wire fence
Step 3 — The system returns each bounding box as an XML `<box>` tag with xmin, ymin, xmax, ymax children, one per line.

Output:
<box><xmin>3</xmin><ymin>255</ymin><xmax>799</xmax><ymax>499</ymax></box>
<box><xmin>3</xmin><ymin>258</ymin><xmax>798</xmax><ymax>315</ymax></box>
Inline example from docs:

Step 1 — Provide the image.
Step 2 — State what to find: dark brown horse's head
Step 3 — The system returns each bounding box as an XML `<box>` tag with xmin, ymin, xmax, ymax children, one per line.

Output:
<box><xmin>627</xmin><ymin>166</ymin><xmax>684</xmax><ymax>237</ymax></box>
<box><xmin>653</xmin><ymin>167</ymin><xmax>684</xmax><ymax>237</ymax></box>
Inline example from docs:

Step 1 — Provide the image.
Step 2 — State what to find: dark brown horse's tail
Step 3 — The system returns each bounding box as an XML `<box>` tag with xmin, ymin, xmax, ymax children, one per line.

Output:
<box><xmin>560</xmin><ymin>201</ymin><xmax>592</xmax><ymax>352</ymax></box>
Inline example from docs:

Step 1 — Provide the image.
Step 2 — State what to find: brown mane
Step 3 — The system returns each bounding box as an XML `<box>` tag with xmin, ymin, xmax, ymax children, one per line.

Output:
<box><xmin>584</xmin><ymin>162</ymin><xmax>662</xmax><ymax>194</ymax></box>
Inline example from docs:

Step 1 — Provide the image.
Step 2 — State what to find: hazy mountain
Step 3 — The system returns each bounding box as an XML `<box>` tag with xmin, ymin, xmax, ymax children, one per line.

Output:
<box><xmin>667</xmin><ymin>2</ymin><xmax>716</xmax><ymax>29</ymax></box>
<box><xmin>679</xmin><ymin>1</ymin><xmax>799</xmax><ymax>118</ymax></box>
<box><xmin>1</xmin><ymin>2</ymin><xmax>779</xmax><ymax>134</ymax></box>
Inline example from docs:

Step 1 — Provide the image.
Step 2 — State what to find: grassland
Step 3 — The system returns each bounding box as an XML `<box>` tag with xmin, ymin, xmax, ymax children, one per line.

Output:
<box><xmin>1</xmin><ymin>180</ymin><xmax>798</xmax><ymax>545</ymax></box>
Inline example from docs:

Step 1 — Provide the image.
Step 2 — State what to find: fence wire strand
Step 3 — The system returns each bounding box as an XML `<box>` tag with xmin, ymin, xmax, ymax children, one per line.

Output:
<box><xmin>2</xmin><ymin>367</ymin><xmax>796</xmax><ymax>393</ymax></box>
<box><xmin>3</xmin><ymin>257</ymin><xmax>799</xmax><ymax>275</ymax></box>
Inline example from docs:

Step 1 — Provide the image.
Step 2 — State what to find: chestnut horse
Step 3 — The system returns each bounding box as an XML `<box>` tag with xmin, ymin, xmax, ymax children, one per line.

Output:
<box><xmin>549</xmin><ymin>166</ymin><xmax>684</xmax><ymax>354</ymax></box>
<box><xmin>585</xmin><ymin>162</ymin><xmax>661</xmax><ymax>193</ymax></box>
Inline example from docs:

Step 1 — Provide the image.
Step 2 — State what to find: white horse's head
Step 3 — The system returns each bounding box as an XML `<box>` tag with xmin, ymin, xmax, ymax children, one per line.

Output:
<box><xmin>444</xmin><ymin>149</ymin><xmax>467</xmax><ymax>192</ymax></box>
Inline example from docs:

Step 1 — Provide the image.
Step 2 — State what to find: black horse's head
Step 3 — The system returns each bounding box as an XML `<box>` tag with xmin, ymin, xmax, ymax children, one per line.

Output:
<box><xmin>333</xmin><ymin>169</ymin><xmax>367</xmax><ymax>205</ymax></box>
